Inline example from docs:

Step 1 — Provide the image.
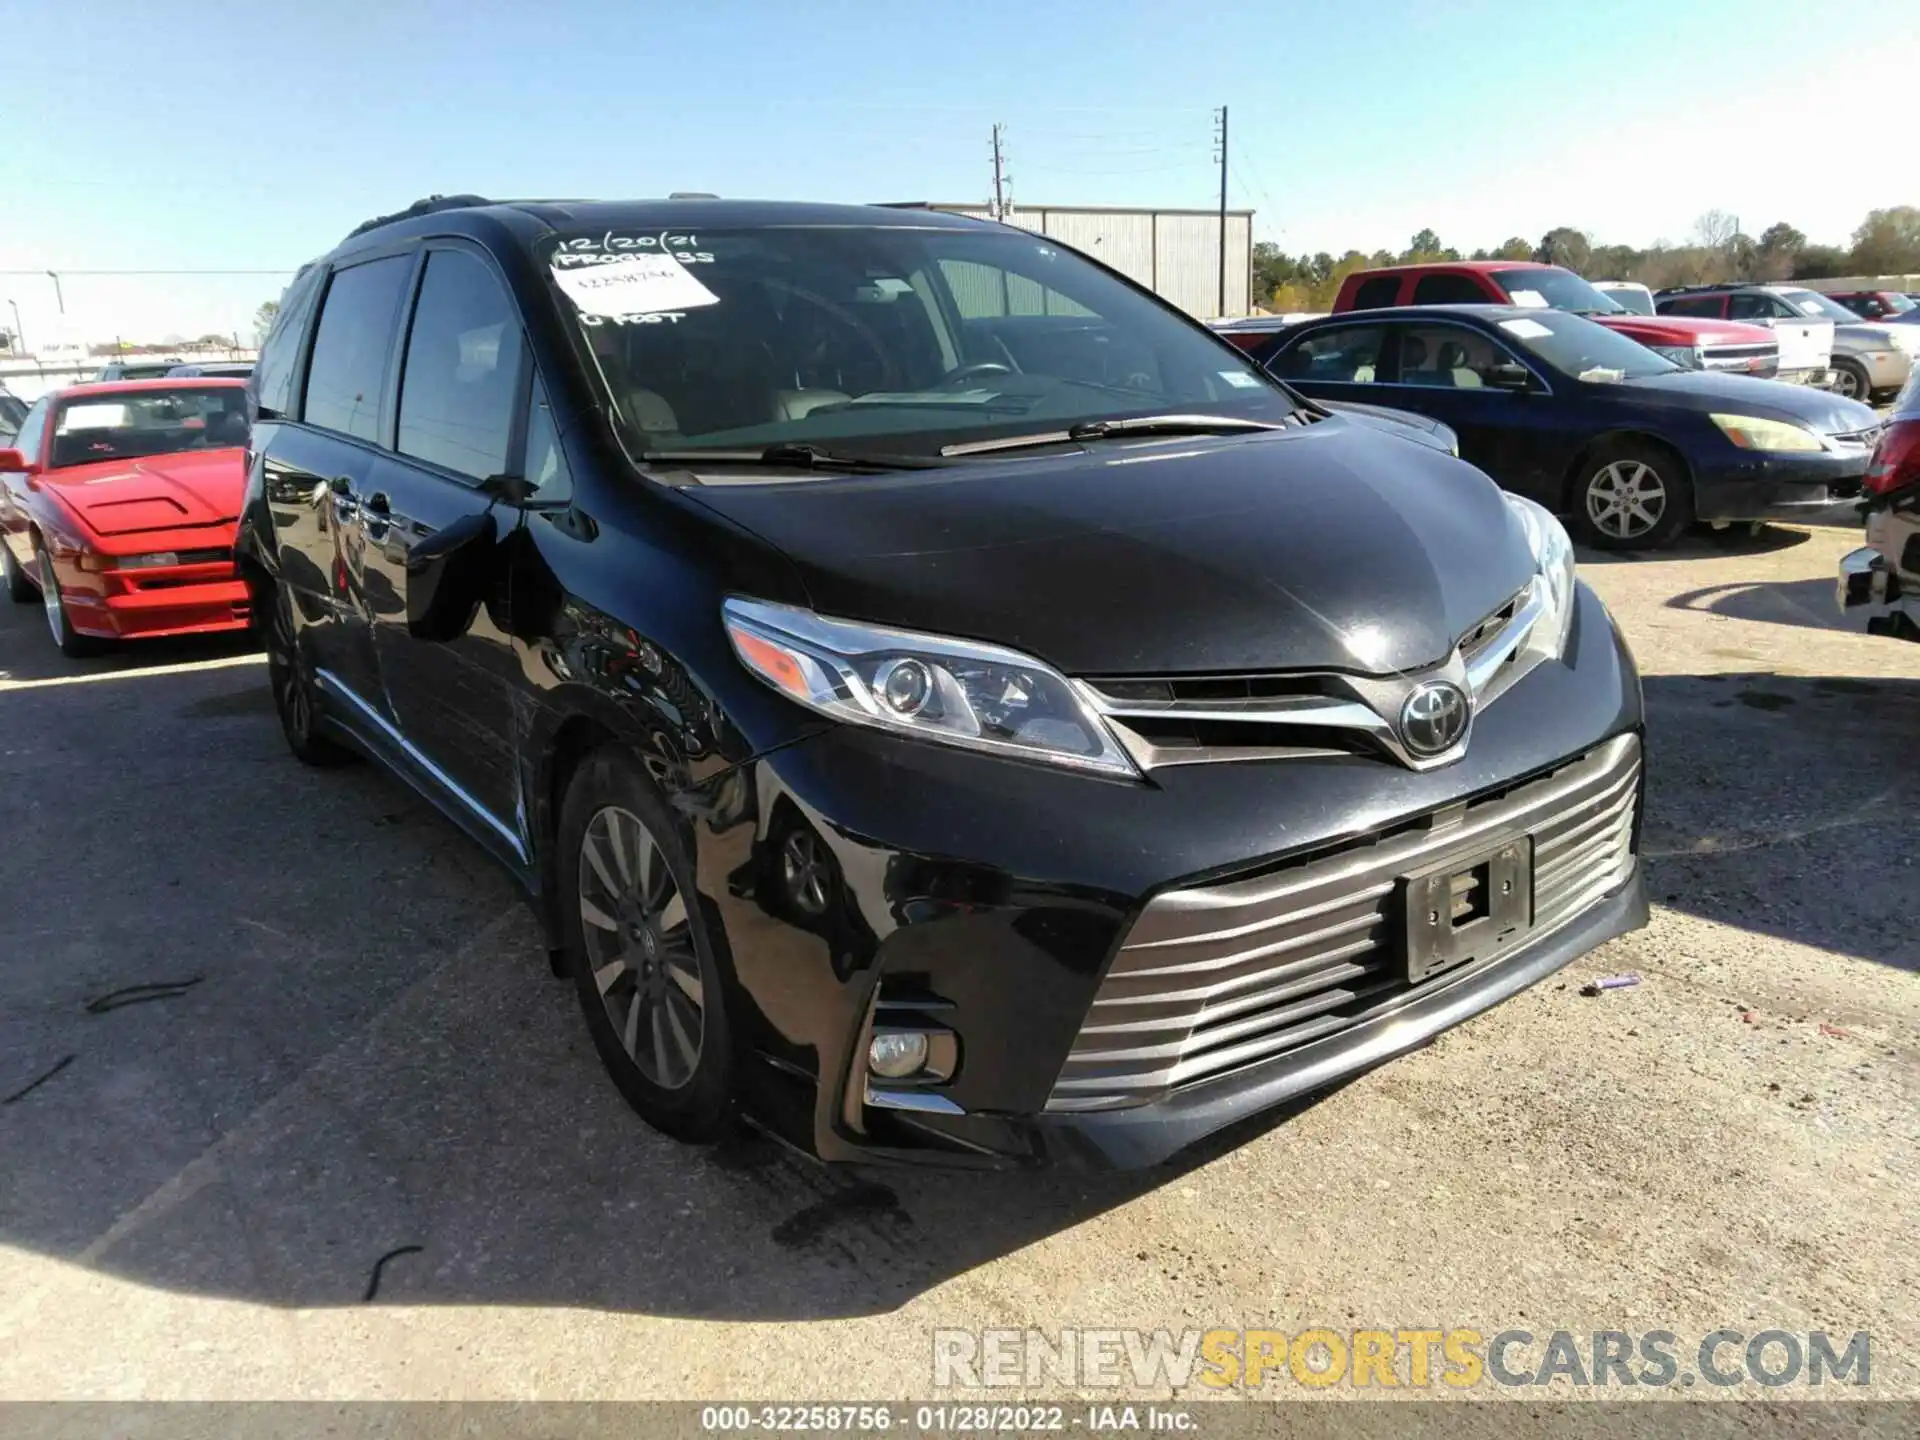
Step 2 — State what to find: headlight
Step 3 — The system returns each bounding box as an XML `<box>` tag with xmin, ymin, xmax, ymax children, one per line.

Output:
<box><xmin>1710</xmin><ymin>413</ymin><xmax>1825</xmax><ymax>453</ymax></box>
<box><xmin>1503</xmin><ymin>494</ymin><xmax>1577</xmax><ymax>660</ymax></box>
<box><xmin>722</xmin><ymin>597</ymin><xmax>1137</xmax><ymax>777</ymax></box>
<box><xmin>117</xmin><ymin>551</ymin><xmax>181</xmax><ymax>569</ymax></box>
<box><xmin>1647</xmin><ymin>344</ymin><xmax>1701</xmax><ymax>369</ymax></box>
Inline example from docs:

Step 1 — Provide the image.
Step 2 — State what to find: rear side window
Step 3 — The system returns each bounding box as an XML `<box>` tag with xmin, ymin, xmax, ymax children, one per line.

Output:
<box><xmin>1271</xmin><ymin>325</ymin><xmax>1386</xmax><ymax>383</ymax></box>
<box><xmin>303</xmin><ymin>256</ymin><xmax>412</xmax><ymax>442</ymax></box>
<box><xmin>252</xmin><ymin>266</ymin><xmax>324</xmax><ymax>419</ymax></box>
<box><xmin>396</xmin><ymin>249</ymin><xmax>526</xmax><ymax>482</ymax></box>
<box><xmin>1411</xmin><ymin>274</ymin><xmax>1489</xmax><ymax>305</ymax></box>
<box><xmin>1350</xmin><ymin>276</ymin><xmax>1402</xmax><ymax>310</ymax></box>
<box><xmin>1660</xmin><ymin>294</ymin><xmax>1724</xmax><ymax>318</ymax></box>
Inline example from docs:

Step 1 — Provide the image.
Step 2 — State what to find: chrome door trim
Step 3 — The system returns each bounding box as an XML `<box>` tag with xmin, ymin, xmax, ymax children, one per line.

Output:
<box><xmin>315</xmin><ymin>667</ymin><xmax>529</xmax><ymax>863</ymax></box>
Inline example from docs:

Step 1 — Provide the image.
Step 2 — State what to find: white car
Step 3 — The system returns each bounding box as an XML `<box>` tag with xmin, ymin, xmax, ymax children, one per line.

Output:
<box><xmin>1592</xmin><ymin>281</ymin><xmax>1655</xmax><ymax>315</ymax></box>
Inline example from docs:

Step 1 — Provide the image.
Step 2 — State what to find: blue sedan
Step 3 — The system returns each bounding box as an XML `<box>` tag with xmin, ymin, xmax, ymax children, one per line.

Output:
<box><xmin>1251</xmin><ymin>305</ymin><xmax>1881</xmax><ymax>550</ymax></box>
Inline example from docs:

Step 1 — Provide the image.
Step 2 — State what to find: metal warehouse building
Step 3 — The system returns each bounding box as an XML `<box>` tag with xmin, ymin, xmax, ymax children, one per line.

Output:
<box><xmin>913</xmin><ymin>204</ymin><xmax>1254</xmax><ymax>321</ymax></box>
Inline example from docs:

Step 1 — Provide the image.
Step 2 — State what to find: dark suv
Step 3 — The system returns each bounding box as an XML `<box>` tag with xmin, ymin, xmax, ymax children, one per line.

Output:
<box><xmin>239</xmin><ymin>196</ymin><xmax>1647</xmax><ymax>1169</ymax></box>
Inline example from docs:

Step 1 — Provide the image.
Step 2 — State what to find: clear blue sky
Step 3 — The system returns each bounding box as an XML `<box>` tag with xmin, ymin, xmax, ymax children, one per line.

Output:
<box><xmin>3</xmin><ymin>0</ymin><xmax>1914</xmax><ymax>346</ymax></box>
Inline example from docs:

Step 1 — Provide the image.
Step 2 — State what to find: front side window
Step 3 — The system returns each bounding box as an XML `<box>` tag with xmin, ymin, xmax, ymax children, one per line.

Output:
<box><xmin>304</xmin><ymin>255</ymin><xmax>412</xmax><ymax>442</ymax></box>
<box><xmin>253</xmin><ymin>264</ymin><xmax>324</xmax><ymax>419</ymax></box>
<box><xmin>1271</xmin><ymin>326</ymin><xmax>1385</xmax><ymax>384</ymax></box>
<box><xmin>12</xmin><ymin>396</ymin><xmax>50</xmax><ymax>464</ymax></box>
<box><xmin>45</xmin><ymin>386</ymin><xmax>251</xmax><ymax>468</ymax></box>
<box><xmin>541</xmin><ymin>224</ymin><xmax>1290</xmax><ymax>457</ymax></box>
<box><xmin>397</xmin><ymin>249</ymin><xmax>526</xmax><ymax>482</ymax></box>
<box><xmin>1397</xmin><ymin>325</ymin><xmax>1516</xmax><ymax>388</ymax></box>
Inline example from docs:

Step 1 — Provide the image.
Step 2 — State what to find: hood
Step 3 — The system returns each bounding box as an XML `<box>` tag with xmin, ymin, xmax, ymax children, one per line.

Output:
<box><xmin>684</xmin><ymin>417</ymin><xmax>1535</xmax><ymax>678</ymax></box>
<box><xmin>1316</xmin><ymin>398</ymin><xmax>1455</xmax><ymax>453</ymax></box>
<box><xmin>1616</xmin><ymin>370</ymin><xmax>1880</xmax><ymax>434</ymax></box>
<box><xmin>1833</xmin><ymin>322</ymin><xmax>1905</xmax><ymax>352</ymax></box>
<box><xmin>46</xmin><ymin>447</ymin><xmax>246</xmax><ymax>537</ymax></box>
<box><xmin>1598</xmin><ymin>314</ymin><xmax>1774</xmax><ymax>345</ymax></box>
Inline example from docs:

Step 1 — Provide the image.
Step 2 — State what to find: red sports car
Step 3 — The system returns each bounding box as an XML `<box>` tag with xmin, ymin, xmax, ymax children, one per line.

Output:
<box><xmin>0</xmin><ymin>379</ymin><xmax>254</xmax><ymax>655</ymax></box>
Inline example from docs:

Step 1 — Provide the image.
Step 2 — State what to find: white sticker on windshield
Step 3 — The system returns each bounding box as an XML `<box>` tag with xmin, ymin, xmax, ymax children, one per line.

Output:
<box><xmin>1507</xmin><ymin>289</ymin><xmax>1549</xmax><ymax>308</ymax></box>
<box><xmin>552</xmin><ymin>254</ymin><xmax>719</xmax><ymax>318</ymax></box>
<box><xmin>1219</xmin><ymin>371</ymin><xmax>1262</xmax><ymax>388</ymax></box>
<box><xmin>1577</xmin><ymin>367</ymin><xmax>1625</xmax><ymax>384</ymax></box>
<box><xmin>1499</xmin><ymin>318</ymin><xmax>1553</xmax><ymax>340</ymax></box>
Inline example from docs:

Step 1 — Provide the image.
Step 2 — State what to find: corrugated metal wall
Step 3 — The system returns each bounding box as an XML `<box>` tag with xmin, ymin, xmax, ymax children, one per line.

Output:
<box><xmin>927</xmin><ymin>205</ymin><xmax>1254</xmax><ymax>319</ymax></box>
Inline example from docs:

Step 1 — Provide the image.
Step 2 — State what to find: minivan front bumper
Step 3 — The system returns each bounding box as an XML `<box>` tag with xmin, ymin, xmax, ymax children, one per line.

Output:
<box><xmin>692</xmin><ymin>584</ymin><xmax>1646</xmax><ymax>1169</ymax></box>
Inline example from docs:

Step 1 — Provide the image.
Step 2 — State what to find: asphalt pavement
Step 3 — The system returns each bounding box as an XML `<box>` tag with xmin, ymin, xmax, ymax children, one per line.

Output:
<box><xmin>0</xmin><ymin>523</ymin><xmax>1915</xmax><ymax>1405</ymax></box>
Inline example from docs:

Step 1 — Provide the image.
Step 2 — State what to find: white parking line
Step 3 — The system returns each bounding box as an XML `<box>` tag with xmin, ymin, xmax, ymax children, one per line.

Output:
<box><xmin>0</xmin><ymin>653</ymin><xmax>265</xmax><ymax>692</ymax></box>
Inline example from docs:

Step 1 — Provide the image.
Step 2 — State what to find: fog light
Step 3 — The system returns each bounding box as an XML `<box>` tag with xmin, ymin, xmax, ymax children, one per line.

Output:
<box><xmin>868</xmin><ymin>1031</ymin><xmax>929</xmax><ymax>1079</ymax></box>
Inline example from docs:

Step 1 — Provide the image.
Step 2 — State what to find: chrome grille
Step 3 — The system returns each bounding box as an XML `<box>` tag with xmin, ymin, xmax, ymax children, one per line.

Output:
<box><xmin>1046</xmin><ymin>733</ymin><xmax>1641</xmax><ymax>1112</ymax></box>
<box><xmin>1701</xmin><ymin>343</ymin><xmax>1777</xmax><ymax>373</ymax></box>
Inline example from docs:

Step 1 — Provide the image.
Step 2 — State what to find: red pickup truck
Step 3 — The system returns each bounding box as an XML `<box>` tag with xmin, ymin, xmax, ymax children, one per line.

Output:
<box><xmin>1333</xmin><ymin>261</ymin><xmax>1779</xmax><ymax>376</ymax></box>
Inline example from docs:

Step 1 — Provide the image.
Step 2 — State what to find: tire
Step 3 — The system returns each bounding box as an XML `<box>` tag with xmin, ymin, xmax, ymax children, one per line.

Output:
<box><xmin>1829</xmin><ymin>358</ymin><xmax>1870</xmax><ymax>404</ymax></box>
<box><xmin>264</xmin><ymin>577</ymin><xmax>356</xmax><ymax>766</ymax></box>
<box><xmin>3</xmin><ymin>542</ymin><xmax>34</xmax><ymax>603</ymax></box>
<box><xmin>558</xmin><ymin>746</ymin><xmax>734</xmax><ymax>1144</ymax></box>
<box><xmin>1570</xmin><ymin>441</ymin><xmax>1694</xmax><ymax>552</ymax></box>
<box><xmin>35</xmin><ymin>542</ymin><xmax>108</xmax><ymax>656</ymax></box>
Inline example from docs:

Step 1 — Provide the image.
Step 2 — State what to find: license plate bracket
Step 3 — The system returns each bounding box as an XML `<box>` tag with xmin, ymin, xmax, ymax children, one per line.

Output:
<box><xmin>1402</xmin><ymin>837</ymin><xmax>1533</xmax><ymax>984</ymax></box>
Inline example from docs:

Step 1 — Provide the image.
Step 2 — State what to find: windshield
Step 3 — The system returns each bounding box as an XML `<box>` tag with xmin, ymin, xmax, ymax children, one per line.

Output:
<box><xmin>1492</xmin><ymin>310</ymin><xmax>1680</xmax><ymax>381</ymax></box>
<box><xmin>540</xmin><ymin>224</ymin><xmax>1291</xmax><ymax>458</ymax></box>
<box><xmin>47</xmin><ymin>386</ymin><xmax>249</xmax><ymax>467</ymax></box>
<box><xmin>1780</xmin><ymin>289</ymin><xmax>1860</xmax><ymax>323</ymax></box>
<box><xmin>1488</xmin><ymin>267</ymin><xmax>1625</xmax><ymax>315</ymax></box>
<box><xmin>1883</xmin><ymin>293</ymin><xmax>1917</xmax><ymax>313</ymax></box>
<box><xmin>1595</xmin><ymin>285</ymin><xmax>1654</xmax><ymax>315</ymax></box>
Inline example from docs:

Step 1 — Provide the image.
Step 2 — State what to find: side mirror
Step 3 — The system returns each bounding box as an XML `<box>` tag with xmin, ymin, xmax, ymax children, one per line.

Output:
<box><xmin>0</xmin><ymin>448</ymin><xmax>37</xmax><ymax>476</ymax></box>
<box><xmin>1486</xmin><ymin>363</ymin><xmax>1534</xmax><ymax>393</ymax></box>
<box><xmin>406</xmin><ymin>509</ymin><xmax>497</xmax><ymax>642</ymax></box>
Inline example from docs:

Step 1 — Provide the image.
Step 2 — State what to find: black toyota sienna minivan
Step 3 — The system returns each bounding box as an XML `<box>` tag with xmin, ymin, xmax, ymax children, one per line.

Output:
<box><xmin>238</xmin><ymin>196</ymin><xmax>1646</xmax><ymax>1169</ymax></box>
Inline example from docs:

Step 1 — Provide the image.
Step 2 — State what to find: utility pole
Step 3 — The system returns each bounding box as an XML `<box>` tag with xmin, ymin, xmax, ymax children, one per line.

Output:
<box><xmin>1213</xmin><ymin>106</ymin><xmax>1229</xmax><ymax>317</ymax></box>
<box><xmin>990</xmin><ymin>123</ymin><xmax>1009</xmax><ymax>222</ymax></box>
<box><xmin>46</xmin><ymin>270</ymin><xmax>64</xmax><ymax>314</ymax></box>
<box><xmin>6</xmin><ymin>300</ymin><xmax>22</xmax><ymax>356</ymax></box>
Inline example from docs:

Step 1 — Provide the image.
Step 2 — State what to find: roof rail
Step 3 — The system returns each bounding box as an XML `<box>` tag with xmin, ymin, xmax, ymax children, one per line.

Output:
<box><xmin>344</xmin><ymin>193</ymin><xmax>494</xmax><ymax>242</ymax></box>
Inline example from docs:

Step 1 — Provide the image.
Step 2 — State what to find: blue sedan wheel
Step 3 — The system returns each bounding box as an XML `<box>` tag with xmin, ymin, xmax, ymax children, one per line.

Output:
<box><xmin>1573</xmin><ymin>441</ymin><xmax>1693</xmax><ymax>552</ymax></box>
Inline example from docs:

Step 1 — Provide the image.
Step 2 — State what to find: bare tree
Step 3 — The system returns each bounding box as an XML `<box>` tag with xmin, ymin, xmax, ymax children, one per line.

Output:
<box><xmin>1693</xmin><ymin>210</ymin><xmax>1739</xmax><ymax>251</ymax></box>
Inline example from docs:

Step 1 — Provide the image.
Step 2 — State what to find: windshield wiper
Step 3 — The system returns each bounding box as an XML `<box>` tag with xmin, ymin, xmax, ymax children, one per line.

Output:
<box><xmin>941</xmin><ymin>413</ymin><xmax>1284</xmax><ymax>457</ymax></box>
<box><xmin>641</xmin><ymin>442</ymin><xmax>955</xmax><ymax>473</ymax></box>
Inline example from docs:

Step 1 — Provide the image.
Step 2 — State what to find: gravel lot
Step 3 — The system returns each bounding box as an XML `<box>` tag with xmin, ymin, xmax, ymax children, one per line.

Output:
<box><xmin>0</xmin><ymin>521</ymin><xmax>1914</xmax><ymax>1407</ymax></box>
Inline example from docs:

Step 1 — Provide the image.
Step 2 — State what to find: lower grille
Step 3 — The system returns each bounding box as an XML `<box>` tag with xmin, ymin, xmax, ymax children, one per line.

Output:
<box><xmin>1046</xmin><ymin>733</ymin><xmax>1641</xmax><ymax>1112</ymax></box>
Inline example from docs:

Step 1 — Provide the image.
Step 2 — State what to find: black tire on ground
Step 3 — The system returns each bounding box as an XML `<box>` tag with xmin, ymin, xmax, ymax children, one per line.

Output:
<box><xmin>35</xmin><ymin>542</ymin><xmax>108</xmax><ymax>656</ymax></box>
<box><xmin>3</xmin><ymin>542</ymin><xmax>35</xmax><ymax>603</ymax></box>
<box><xmin>264</xmin><ymin>577</ymin><xmax>356</xmax><ymax>766</ymax></box>
<box><xmin>1829</xmin><ymin>358</ymin><xmax>1870</xmax><ymax>404</ymax></box>
<box><xmin>558</xmin><ymin>746</ymin><xmax>734</xmax><ymax>1144</ymax></box>
<box><xmin>1569</xmin><ymin>440</ymin><xmax>1696</xmax><ymax>552</ymax></box>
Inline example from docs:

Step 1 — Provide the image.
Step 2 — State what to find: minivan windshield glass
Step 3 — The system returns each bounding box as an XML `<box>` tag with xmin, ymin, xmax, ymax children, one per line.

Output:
<box><xmin>47</xmin><ymin>386</ymin><xmax>250</xmax><ymax>466</ymax></box>
<box><xmin>1780</xmin><ymin>289</ymin><xmax>1861</xmax><ymax>323</ymax></box>
<box><xmin>538</xmin><ymin>224</ymin><xmax>1291</xmax><ymax>458</ymax></box>
<box><xmin>1488</xmin><ymin>267</ymin><xmax>1625</xmax><ymax>315</ymax></box>
<box><xmin>1493</xmin><ymin>310</ymin><xmax>1680</xmax><ymax>380</ymax></box>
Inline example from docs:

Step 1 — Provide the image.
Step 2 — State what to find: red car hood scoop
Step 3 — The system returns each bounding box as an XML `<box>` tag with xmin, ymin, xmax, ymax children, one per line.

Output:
<box><xmin>53</xmin><ymin>449</ymin><xmax>245</xmax><ymax>536</ymax></box>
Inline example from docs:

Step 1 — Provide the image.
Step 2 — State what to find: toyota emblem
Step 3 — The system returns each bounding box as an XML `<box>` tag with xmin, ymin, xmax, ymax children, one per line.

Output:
<box><xmin>1399</xmin><ymin>680</ymin><xmax>1471</xmax><ymax>757</ymax></box>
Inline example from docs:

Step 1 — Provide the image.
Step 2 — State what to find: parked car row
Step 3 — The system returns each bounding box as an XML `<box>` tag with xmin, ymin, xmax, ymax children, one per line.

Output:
<box><xmin>1655</xmin><ymin>283</ymin><xmax>1914</xmax><ymax>402</ymax></box>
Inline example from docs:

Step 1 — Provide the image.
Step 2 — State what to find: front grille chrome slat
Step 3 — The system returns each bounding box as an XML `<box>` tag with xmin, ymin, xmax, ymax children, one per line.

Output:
<box><xmin>1046</xmin><ymin>735</ymin><xmax>1641</xmax><ymax>1113</ymax></box>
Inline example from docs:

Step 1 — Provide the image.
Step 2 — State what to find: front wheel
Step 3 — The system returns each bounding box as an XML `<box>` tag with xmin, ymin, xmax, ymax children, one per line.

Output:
<box><xmin>1829</xmin><ymin>358</ymin><xmax>1870</xmax><ymax>403</ymax></box>
<box><xmin>36</xmin><ymin>543</ymin><xmax>107</xmax><ymax>657</ymax></box>
<box><xmin>558</xmin><ymin>747</ymin><xmax>734</xmax><ymax>1144</ymax></box>
<box><xmin>1571</xmin><ymin>442</ymin><xmax>1694</xmax><ymax>552</ymax></box>
<box><xmin>264</xmin><ymin>578</ymin><xmax>355</xmax><ymax>766</ymax></box>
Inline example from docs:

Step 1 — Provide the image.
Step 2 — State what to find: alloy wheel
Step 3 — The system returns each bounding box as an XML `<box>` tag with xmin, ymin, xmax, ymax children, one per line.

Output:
<box><xmin>268</xmin><ymin>587</ymin><xmax>312</xmax><ymax>739</ymax></box>
<box><xmin>577</xmin><ymin>804</ymin><xmax>704</xmax><ymax>1090</ymax></box>
<box><xmin>1831</xmin><ymin>364</ymin><xmax>1864</xmax><ymax>401</ymax></box>
<box><xmin>1585</xmin><ymin>460</ymin><xmax>1667</xmax><ymax>541</ymax></box>
<box><xmin>780</xmin><ymin>828</ymin><xmax>831</xmax><ymax>917</ymax></box>
<box><xmin>41</xmin><ymin>557</ymin><xmax>64</xmax><ymax>644</ymax></box>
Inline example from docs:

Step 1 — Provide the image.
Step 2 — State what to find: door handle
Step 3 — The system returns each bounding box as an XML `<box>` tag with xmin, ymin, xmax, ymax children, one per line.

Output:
<box><xmin>361</xmin><ymin>491</ymin><xmax>392</xmax><ymax>541</ymax></box>
<box><xmin>329</xmin><ymin>475</ymin><xmax>358</xmax><ymax>524</ymax></box>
